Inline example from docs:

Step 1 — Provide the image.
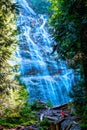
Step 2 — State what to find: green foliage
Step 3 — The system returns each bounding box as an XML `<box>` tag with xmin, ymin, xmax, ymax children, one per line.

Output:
<box><xmin>0</xmin><ymin>87</ymin><xmax>37</xmax><ymax>128</ymax></box>
<box><xmin>0</xmin><ymin>0</ymin><xmax>21</xmax><ymax>118</ymax></box>
<box><xmin>49</xmin><ymin>0</ymin><xmax>87</xmax><ymax>64</ymax></box>
<box><xmin>30</xmin><ymin>100</ymin><xmax>53</xmax><ymax>111</ymax></box>
<box><xmin>30</xmin><ymin>100</ymin><xmax>45</xmax><ymax>111</ymax></box>
<box><xmin>0</xmin><ymin>0</ymin><xmax>37</xmax><ymax>128</ymax></box>
<box><xmin>70</xmin><ymin>81</ymin><xmax>86</xmax><ymax>111</ymax></box>
<box><xmin>46</xmin><ymin>101</ymin><xmax>53</xmax><ymax>108</ymax></box>
<box><xmin>0</xmin><ymin>0</ymin><xmax>18</xmax><ymax>93</ymax></box>
<box><xmin>69</xmin><ymin>81</ymin><xmax>87</xmax><ymax>128</ymax></box>
<box><xmin>38</xmin><ymin>118</ymin><xmax>50</xmax><ymax>130</ymax></box>
<box><xmin>49</xmin><ymin>0</ymin><xmax>87</xmax><ymax>128</ymax></box>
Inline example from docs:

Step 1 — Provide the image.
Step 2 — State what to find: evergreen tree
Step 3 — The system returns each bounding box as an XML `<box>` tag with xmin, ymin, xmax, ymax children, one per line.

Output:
<box><xmin>0</xmin><ymin>0</ymin><xmax>36</xmax><ymax>127</ymax></box>
<box><xmin>49</xmin><ymin>0</ymin><xmax>87</xmax><ymax>128</ymax></box>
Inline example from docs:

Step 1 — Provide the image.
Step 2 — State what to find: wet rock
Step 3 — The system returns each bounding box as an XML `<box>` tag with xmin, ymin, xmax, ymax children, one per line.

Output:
<box><xmin>37</xmin><ymin>104</ymin><xmax>81</xmax><ymax>130</ymax></box>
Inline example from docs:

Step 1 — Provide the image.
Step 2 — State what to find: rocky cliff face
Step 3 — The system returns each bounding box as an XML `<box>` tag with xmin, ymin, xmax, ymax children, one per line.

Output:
<box><xmin>16</xmin><ymin>0</ymin><xmax>75</xmax><ymax>106</ymax></box>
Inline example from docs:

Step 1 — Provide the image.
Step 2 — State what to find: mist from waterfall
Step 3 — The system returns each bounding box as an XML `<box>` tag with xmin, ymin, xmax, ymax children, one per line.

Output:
<box><xmin>16</xmin><ymin>0</ymin><xmax>75</xmax><ymax>106</ymax></box>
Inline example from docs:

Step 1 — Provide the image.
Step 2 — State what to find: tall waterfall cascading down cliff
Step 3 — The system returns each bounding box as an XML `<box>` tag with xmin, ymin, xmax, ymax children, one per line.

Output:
<box><xmin>16</xmin><ymin>0</ymin><xmax>74</xmax><ymax>106</ymax></box>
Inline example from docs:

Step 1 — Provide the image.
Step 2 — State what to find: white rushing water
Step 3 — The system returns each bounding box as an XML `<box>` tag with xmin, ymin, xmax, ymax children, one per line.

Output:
<box><xmin>16</xmin><ymin>0</ymin><xmax>75</xmax><ymax>106</ymax></box>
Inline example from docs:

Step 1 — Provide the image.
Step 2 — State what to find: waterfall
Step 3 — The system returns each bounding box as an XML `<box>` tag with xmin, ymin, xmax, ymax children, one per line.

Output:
<box><xmin>16</xmin><ymin>0</ymin><xmax>74</xmax><ymax>106</ymax></box>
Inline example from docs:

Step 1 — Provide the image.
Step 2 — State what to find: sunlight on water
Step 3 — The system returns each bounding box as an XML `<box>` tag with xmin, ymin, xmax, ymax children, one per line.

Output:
<box><xmin>16</xmin><ymin>0</ymin><xmax>75</xmax><ymax>106</ymax></box>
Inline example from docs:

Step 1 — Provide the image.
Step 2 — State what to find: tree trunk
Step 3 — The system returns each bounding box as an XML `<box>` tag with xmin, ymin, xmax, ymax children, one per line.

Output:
<box><xmin>81</xmin><ymin>23</ymin><xmax>87</xmax><ymax>92</ymax></box>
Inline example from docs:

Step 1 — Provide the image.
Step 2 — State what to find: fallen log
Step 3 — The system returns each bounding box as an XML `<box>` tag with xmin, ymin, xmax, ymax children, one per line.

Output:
<box><xmin>44</xmin><ymin>115</ymin><xmax>65</xmax><ymax>123</ymax></box>
<box><xmin>44</xmin><ymin>115</ymin><xmax>58</xmax><ymax>120</ymax></box>
<box><xmin>52</xmin><ymin>103</ymin><xmax>69</xmax><ymax>110</ymax></box>
<box><xmin>65</xmin><ymin>122</ymin><xmax>73</xmax><ymax>130</ymax></box>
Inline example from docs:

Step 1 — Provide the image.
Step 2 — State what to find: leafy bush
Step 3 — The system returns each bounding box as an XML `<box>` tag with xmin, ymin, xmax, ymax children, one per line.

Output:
<box><xmin>0</xmin><ymin>109</ymin><xmax>37</xmax><ymax>128</ymax></box>
<box><xmin>49</xmin><ymin>0</ymin><xmax>87</xmax><ymax>129</ymax></box>
<box><xmin>30</xmin><ymin>100</ymin><xmax>45</xmax><ymax>111</ymax></box>
<box><xmin>0</xmin><ymin>1</ymin><xmax>37</xmax><ymax>128</ymax></box>
<box><xmin>38</xmin><ymin>118</ymin><xmax>50</xmax><ymax>130</ymax></box>
<box><xmin>69</xmin><ymin>81</ymin><xmax>87</xmax><ymax>128</ymax></box>
<box><xmin>0</xmin><ymin>87</ymin><xmax>37</xmax><ymax>128</ymax></box>
<box><xmin>46</xmin><ymin>101</ymin><xmax>53</xmax><ymax>108</ymax></box>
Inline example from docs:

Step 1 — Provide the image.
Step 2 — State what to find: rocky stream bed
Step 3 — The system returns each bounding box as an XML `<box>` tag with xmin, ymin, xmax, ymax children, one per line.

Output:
<box><xmin>0</xmin><ymin>103</ymin><xmax>81</xmax><ymax>130</ymax></box>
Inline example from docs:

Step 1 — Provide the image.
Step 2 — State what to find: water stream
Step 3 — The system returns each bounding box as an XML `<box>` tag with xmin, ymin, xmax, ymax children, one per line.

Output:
<box><xmin>16</xmin><ymin>0</ymin><xmax>74</xmax><ymax>106</ymax></box>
